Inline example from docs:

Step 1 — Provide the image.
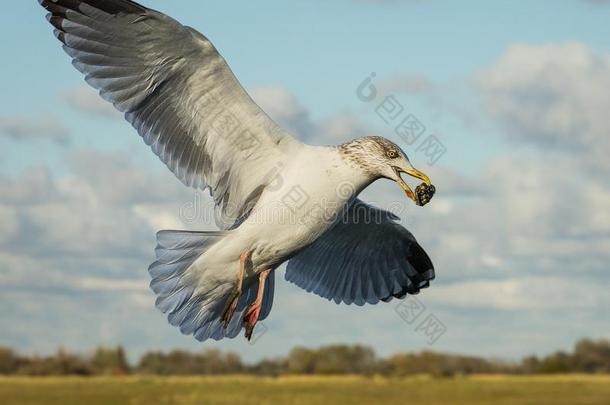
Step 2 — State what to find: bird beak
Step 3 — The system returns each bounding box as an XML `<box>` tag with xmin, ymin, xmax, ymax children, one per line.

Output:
<box><xmin>392</xmin><ymin>166</ymin><xmax>432</xmax><ymax>204</ymax></box>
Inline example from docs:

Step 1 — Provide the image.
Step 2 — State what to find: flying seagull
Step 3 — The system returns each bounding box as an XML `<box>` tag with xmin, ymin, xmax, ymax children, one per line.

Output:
<box><xmin>39</xmin><ymin>0</ymin><xmax>436</xmax><ymax>342</ymax></box>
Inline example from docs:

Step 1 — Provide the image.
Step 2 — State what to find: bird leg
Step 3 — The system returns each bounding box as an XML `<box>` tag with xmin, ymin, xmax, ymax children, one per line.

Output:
<box><xmin>243</xmin><ymin>268</ymin><xmax>272</xmax><ymax>341</ymax></box>
<box><xmin>221</xmin><ymin>250</ymin><xmax>251</xmax><ymax>329</ymax></box>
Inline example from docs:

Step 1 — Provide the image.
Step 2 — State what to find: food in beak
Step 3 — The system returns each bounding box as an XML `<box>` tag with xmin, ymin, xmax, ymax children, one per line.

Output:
<box><xmin>414</xmin><ymin>183</ymin><xmax>436</xmax><ymax>206</ymax></box>
<box><xmin>393</xmin><ymin>166</ymin><xmax>435</xmax><ymax>206</ymax></box>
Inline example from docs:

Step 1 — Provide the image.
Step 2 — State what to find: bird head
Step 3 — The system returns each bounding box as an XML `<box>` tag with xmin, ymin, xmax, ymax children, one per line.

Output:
<box><xmin>342</xmin><ymin>136</ymin><xmax>432</xmax><ymax>206</ymax></box>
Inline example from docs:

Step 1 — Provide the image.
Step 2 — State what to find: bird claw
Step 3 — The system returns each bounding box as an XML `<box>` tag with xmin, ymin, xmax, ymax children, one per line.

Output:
<box><xmin>222</xmin><ymin>250</ymin><xmax>250</xmax><ymax>329</ymax></box>
<box><xmin>221</xmin><ymin>292</ymin><xmax>240</xmax><ymax>329</ymax></box>
<box><xmin>243</xmin><ymin>302</ymin><xmax>262</xmax><ymax>341</ymax></box>
<box><xmin>244</xmin><ymin>323</ymin><xmax>255</xmax><ymax>341</ymax></box>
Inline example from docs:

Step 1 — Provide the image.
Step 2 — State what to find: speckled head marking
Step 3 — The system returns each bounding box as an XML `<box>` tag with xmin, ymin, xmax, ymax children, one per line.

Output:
<box><xmin>338</xmin><ymin>136</ymin><xmax>408</xmax><ymax>175</ymax></box>
<box><xmin>338</xmin><ymin>136</ymin><xmax>432</xmax><ymax>205</ymax></box>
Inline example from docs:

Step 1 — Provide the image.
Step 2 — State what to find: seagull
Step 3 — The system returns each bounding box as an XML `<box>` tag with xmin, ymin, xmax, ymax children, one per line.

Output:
<box><xmin>40</xmin><ymin>0</ymin><xmax>436</xmax><ymax>342</ymax></box>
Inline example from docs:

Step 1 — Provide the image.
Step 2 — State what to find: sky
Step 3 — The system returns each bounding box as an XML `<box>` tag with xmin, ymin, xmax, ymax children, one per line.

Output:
<box><xmin>1</xmin><ymin>0</ymin><xmax>609</xmax><ymax>363</ymax></box>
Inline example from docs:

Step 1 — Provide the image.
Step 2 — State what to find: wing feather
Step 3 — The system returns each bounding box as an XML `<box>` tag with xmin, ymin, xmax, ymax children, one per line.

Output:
<box><xmin>285</xmin><ymin>199</ymin><xmax>435</xmax><ymax>305</ymax></box>
<box><xmin>40</xmin><ymin>0</ymin><xmax>299</xmax><ymax>229</ymax></box>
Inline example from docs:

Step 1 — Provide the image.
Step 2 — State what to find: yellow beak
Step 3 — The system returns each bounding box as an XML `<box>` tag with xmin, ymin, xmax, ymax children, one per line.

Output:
<box><xmin>393</xmin><ymin>166</ymin><xmax>432</xmax><ymax>205</ymax></box>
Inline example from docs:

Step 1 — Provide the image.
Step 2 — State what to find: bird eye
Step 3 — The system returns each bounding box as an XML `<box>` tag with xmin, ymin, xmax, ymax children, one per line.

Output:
<box><xmin>387</xmin><ymin>150</ymin><xmax>399</xmax><ymax>159</ymax></box>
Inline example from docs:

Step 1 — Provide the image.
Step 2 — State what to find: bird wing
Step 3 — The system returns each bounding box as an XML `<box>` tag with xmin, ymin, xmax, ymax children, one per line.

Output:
<box><xmin>40</xmin><ymin>0</ymin><xmax>298</xmax><ymax>229</ymax></box>
<box><xmin>285</xmin><ymin>199</ymin><xmax>435</xmax><ymax>306</ymax></box>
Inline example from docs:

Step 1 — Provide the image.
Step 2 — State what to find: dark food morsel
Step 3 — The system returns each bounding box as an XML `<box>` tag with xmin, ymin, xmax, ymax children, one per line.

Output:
<box><xmin>415</xmin><ymin>183</ymin><xmax>436</xmax><ymax>206</ymax></box>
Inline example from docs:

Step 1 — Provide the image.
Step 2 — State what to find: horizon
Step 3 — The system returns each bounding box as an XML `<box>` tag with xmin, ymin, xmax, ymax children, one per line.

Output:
<box><xmin>1</xmin><ymin>336</ymin><xmax>604</xmax><ymax>365</ymax></box>
<box><xmin>3</xmin><ymin>336</ymin><xmax>608</xmax><ymax>376</ymax></box>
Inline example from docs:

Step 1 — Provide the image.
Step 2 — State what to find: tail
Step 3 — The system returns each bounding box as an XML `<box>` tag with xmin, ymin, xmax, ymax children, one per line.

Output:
<box><xmin>148</xmin><ymin>230</ymin><xmax>275</xmax><ymax>342</ymax></box>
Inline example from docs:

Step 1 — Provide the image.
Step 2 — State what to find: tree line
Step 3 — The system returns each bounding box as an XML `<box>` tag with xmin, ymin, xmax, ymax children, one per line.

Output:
<box><xmin>0</xmin><ymin>338</ymin><xmax>609</xmax><ymax>377</ymax></box>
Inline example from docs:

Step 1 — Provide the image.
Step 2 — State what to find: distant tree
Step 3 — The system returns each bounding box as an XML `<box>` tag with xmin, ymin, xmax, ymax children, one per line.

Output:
<box><xmin>535</xmin><ymin>351</ymin><xmax>573</xmax><ymax>374</ymax></box>
<box><xmin>17</xmin><ymin>349</ymin><xmax>91</xmax><ymax>376</ymax></box>
<box><xmin>384</xmin><ymin>352</ymin><xmax>452</xmax><ymax>377</ymax></box>
<box><xmin>572</xmin><ymin>338</ymin><xmax>610</xmax><ymax>373</ymax></box>
<box><xmin>137</xmin><ymin>351</ymin><xmax>167</xmax><ymax>375</ymax></box>
<box><xmin>91</xmin><ymin>346</ymin><xmax>130</xmax><ymax>375</ymax></box>
<box><xmin>0</xmin><ymin>347</ymin><xmax>20</xmax><ymax>374</ymax></box>
<box><xmin>314</xmin><ymin>345</ymin><xmax>377</xmax><ymax>375</ymax></box>
<box><xmin>286</xmin><ymin>345</ymin><xmax>377</xmax><ymax>375</ymax></box>
<box><xmin>249</xmin><ymin>357</ymin><xmax>288</xmax><ymax>376</ymax></box>
<box><xmin>286</xmin><ymin>347</ymin><xmax>317</xmax><ymax>374</ymax></box>
<box><xmin>2</xmin><ymin>337</ymin><xmax>610</xmax><ymax>376</ymax></box>
<box><xmin>520</xmin><ymin>356</ymin><xmax>541</xmax><ymax>374</ymax></box>
<box><xmin>199</xmin><ymin>350</ymin><xmax>243</xmax><ymax>374</ymax></box>
<box><xmin>383</xmin><ymin>351</ymin><xmax>509</xmax><ymax>377</ymax></box>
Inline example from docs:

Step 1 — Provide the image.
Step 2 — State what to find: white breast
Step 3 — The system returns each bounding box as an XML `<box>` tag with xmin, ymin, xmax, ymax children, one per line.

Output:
<box><xmin>238</xmin><ymin>145</ymin><xmax>371</xmax><ymax>269</ymax></box>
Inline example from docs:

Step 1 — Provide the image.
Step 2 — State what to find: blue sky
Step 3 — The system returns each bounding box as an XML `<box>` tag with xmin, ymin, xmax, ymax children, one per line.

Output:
<box><xmin>1</xmin><ymin>0</ymin><xmax>609</xmax><ymax>362</ymax></box>
<box><xmin>5</xmin><ymin>0</ymin><xmax>610</xmax><ymax>173</ymax></box>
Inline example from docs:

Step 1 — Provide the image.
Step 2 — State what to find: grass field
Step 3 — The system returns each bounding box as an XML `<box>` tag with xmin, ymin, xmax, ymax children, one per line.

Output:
<box><xmin>1</xmin><ymin>375</ymin><xmax>609</xmax><ymax>405</ymax></box>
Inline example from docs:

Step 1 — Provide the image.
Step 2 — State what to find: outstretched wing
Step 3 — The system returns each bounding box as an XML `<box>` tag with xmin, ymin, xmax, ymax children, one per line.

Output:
<box><xmin>285</xmin><ymin>199</ymin><xmax>435</xmax><ymax>306</ymax></box>
<box><xmin>40</xmin><ymin>0</ymin><xmax>298</xmax><ymax>229</ymax></box>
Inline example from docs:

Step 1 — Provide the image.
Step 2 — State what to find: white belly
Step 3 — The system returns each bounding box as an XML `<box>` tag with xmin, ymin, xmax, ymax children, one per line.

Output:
<box><xmin>234</xmin><ymin>148</ymin><xmax>370</xmax><ymax>271</ymax></box>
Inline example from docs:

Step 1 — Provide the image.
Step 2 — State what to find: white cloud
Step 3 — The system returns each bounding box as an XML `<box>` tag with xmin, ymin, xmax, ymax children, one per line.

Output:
<box><xmin>477</xmin><ymin>42</ymin><xmax>610</xmax><ymax>169</ymax></box>
<box><xmin>426</xmin><ymin>277</ymin><xmax>605</xmax><ymax>310</ymax></box>
<box><xmin>0</xmin><ymin>115</ymin><xmax>69</xmax><ymax>144</ymax></box>
<box><xmin>61</xmin><ymin>83</ymin><xmax>372</xmax><ymax>145</ymax></box>
<box><xmin>0</xmin><ymin>150</ymin><xmax>190</xmax><ymax>260</ymax></box>
<box><xmin>251</xmin><ymin>86</ymin><xmax>315</xmax><ymax>137</ymax></box>
<box><xmin>0</xmin><ymin>149</ymin><xmax>205</xmax><ymax>357</ymax></box>
<box><xmin>77</xmin><ymin>277</ymin><xmax>148</xmax><ymax>292</ymax></box>
<box><xmin>252</xmin><ymin>85</ymin><xmax>371</xmax><ymax>144</ymax></box>
<box><xmin>418</xmin><ymin>152</ymin><xmax>610</xmax><ymax>279</ymax></box>
<box><xmin>64</xmin><ymin>86</ymin><xmax>121</xmax><ymax>119</ymax></box>
<box><xmin>378</xmin><ymin>73</ymin><xmax>435</xmax><ymax>95</ymax></box>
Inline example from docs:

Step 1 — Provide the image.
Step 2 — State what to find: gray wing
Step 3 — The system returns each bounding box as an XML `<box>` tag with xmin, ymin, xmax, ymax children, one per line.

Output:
<box><xmin>40</xmin><ymin>0</ymin><xmax>298</xmax><ymax>229</ymax></box>
<box><xmin>285</xmin><ymin>199</ymin><xmax>435</xmax><ymax>306</ymax></box>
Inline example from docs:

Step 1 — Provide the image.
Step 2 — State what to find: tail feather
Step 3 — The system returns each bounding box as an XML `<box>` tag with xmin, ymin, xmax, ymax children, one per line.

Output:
<box><xmin>156</xmin><ymin>230</ymin><xmax>226</xmax><ymax>250</ymax></box>
<box><xmin>148</xmin><ymin>230</ymin><xmax>275</xmax><ymax>342</ymax></box>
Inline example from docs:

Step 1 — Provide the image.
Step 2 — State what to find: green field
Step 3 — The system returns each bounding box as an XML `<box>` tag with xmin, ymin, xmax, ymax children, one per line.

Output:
<box><xmin>1</xmin><ymin>375</ymin><xmax>609</xmax><ymax>405</ymax></box>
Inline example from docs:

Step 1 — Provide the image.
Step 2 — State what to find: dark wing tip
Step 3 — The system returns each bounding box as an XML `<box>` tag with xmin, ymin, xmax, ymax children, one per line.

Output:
<box><xmin>54</xmin><ymin>28</ymin><xmax>66</xmax><ymax>44</ymax></box>
<box><xmin>40</xmin><ymin>0</ymin><xmax>150</xmax><ymax>46</ymax></box>
<box><xmin>47</xmin><ymin>14</ymin><xmax>63</xmax><ymax>30</ymax></box>
<box><xmin>83</xmin><ymin>0</ymin><xmax>147</xmax><ymax>14</ymax></box>
<box><xmin>409</xmin><ymin>242</ymin><xmax>434</xmax><ymax>275</ymax></box>
<box><xmin>39</xmin><ymin>0</ymin><xmax>147</xmax><ymax>16</ymax></box>
<box><xmin>382</xmin><ymin>242</ymin><xmax>435</xmax><ymax>301</ymax></box>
